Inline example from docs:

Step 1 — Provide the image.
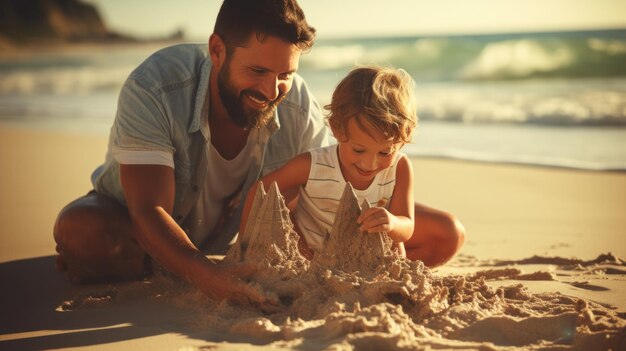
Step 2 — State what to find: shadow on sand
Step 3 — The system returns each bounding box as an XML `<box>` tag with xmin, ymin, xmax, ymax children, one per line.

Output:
<box><xmin>0</xmin><ymin>255</ymin><xmax>243</xmax><ymax>350</ymax></box>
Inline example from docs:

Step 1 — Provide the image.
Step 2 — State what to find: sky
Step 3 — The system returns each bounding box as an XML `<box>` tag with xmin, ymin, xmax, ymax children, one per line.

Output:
<box><xmin>83</xmin><ymin>0</ymin><xmax>626</xmax><ymax>40</ymax></box>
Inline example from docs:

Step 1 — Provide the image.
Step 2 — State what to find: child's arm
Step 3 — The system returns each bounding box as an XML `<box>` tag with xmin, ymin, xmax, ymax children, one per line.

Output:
<box><xmin>239</xmin><ymin>152</ymin><xmax>312</xmax><ymax>236</ymax></box>
<box><xmin>357</xmin><ymin>154</ymin><xmax>414</xmax><ymax>243</ymax></box>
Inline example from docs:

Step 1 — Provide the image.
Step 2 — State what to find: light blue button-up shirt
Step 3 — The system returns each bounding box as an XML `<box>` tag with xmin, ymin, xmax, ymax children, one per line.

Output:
<box><xmin>91</xmin><ymin>43</ymin><xmax>330</xmax><ymax>254</ymax></box>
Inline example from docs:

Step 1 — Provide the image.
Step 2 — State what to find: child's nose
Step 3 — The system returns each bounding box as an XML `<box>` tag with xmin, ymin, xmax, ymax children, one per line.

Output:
<box><xmin>362</xmin><ymin>155</ymin><xmax>377</xmax><ymax>170</ymax></box>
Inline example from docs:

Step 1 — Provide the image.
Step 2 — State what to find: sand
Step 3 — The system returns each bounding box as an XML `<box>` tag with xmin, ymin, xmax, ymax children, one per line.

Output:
<box><xmin>1</xmin><ymin>125</ymin><xmax>625</xmax><ymax>350</ymax></box>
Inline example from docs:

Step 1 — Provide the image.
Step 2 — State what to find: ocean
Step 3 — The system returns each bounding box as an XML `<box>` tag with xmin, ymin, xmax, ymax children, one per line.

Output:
<box><xmin>1</xmin><ymin>29</ymin><xmax>625</xmax><ymax>171</ymax></box>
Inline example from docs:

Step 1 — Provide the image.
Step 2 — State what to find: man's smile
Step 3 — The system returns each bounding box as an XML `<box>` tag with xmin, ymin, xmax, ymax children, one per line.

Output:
<box><xmin>245</xmin><ymin>92</ymin><xmax>269</xmax><ymax>109</ymax></box>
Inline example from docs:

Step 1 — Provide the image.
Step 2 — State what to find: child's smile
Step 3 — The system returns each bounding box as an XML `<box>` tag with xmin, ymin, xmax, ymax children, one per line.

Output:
<box><xmin>335</xmin><ymin>118</ymin><xmax>402</xmax><ymax>190</ymax></box>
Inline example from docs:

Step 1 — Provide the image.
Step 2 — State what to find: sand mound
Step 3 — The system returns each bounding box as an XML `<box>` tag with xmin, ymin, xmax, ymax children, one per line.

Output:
<box><xmin>62</xmin><ymin>182</ymin><xmax>626</xmax><ymax>350</ymax></box>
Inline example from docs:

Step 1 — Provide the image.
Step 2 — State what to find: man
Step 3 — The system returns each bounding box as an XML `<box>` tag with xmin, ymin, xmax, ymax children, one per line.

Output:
<box><xmin>54</xmin><ymin>0</ymin><xmax>465</xmax><ymax>303</ymax></box>
<box><xmin>54</xmin><ymin>0</ymin><xmax>328</xmax><ymax>303</ymax></box>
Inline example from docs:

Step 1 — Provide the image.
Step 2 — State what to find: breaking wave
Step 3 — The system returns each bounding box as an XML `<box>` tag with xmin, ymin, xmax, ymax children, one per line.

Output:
<box><xmin>302</xmin><ymin>29</ymin><xmax>626</xmax><ymax>81</ymax></box>
<box><xmin>0</xmin><ymin>65</ymin><xmax>134</xmax><ymax>95</ymax></box>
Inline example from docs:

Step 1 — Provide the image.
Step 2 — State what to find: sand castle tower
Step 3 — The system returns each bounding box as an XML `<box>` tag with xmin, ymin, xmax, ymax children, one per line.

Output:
<box><xmin>224</xmin><ymin>182</ymin><xmax>308</xmax><ymax>280</ymax></box>
<box><xmin>312</xmin><ymin>183</ymin><xmax>395</xmax><ymax>274</ymax></box>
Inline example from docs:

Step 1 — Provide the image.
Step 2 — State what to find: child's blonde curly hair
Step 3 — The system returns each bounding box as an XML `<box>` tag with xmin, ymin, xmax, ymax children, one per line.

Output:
<box><xmin>326</xmin><ymin>65</ymin><xmax>418</xmax><ymax>144</ymax></box>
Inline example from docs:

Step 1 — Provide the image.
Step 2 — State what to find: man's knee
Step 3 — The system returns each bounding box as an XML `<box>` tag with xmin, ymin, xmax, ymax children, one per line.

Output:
<box><xmin>53</xmin><ymin>193</ymin><xmax>145</xmax><ymax>281</ymax></box>
<box><xmin>53</xmin><ymin>193</ymin><xmax>130</xmax><ymax>254</ymax></box>
<box><xmin>55</xmin><ymin>201</ymin><xmax>93</xmax><ymax>247</ymax></box>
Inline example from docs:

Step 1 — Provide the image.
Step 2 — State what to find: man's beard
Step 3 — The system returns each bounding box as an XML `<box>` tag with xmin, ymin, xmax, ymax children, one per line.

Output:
<box><xmin>217</xmin><ymin>63</ymin><xmax>286</xmax><ymax>129</ymax></box>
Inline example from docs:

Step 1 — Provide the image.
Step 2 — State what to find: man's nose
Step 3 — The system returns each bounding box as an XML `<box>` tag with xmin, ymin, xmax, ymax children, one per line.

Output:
<box><xmin>259</xmin><ymin>76</ymin><xmax>280</xmax><ymax>101</ymax></box>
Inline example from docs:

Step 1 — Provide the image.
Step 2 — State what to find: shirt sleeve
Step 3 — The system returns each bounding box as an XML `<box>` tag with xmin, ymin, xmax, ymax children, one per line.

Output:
<box><xmin>110</xmin><ymin>76</ymin><xmax>175</xmax><ymax>166</ymax></box>
<box><xmin>297</xmin><ymin>84</ymin><xmax>333</xmax><ymax>154</ymax></box>
<box><xmin>113</xmin><ymin>150</ymin><xmax>174</xmax><ymax>168</ymax></box>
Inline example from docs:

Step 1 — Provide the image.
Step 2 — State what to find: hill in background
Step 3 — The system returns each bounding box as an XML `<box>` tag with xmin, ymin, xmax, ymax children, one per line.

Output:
<box><xmin>0</xmin><ymin>0</ymin><xmax>183</xmax><ymax>50</ymax></box>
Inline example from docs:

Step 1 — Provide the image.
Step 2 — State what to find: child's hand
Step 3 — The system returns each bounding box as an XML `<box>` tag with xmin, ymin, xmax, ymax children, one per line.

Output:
<box><xmin>357</xmin><ymin>207</ymin><xmax>396</xmax><ymax>234</ymax></box>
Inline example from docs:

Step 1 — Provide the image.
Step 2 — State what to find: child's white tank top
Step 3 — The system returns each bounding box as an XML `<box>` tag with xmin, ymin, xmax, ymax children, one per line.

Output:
<box><xmin>295</xmin><ymin>144</ymin><xmax>402</xmax><ymax>252</ymax></box>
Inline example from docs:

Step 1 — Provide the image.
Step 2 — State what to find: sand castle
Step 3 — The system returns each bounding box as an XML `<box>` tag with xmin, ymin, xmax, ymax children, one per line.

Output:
<box><xmin>224</xmin><ymin>182</ymin><xmax>448</xmax><ymax>321</ymax></box>
<box><xmin>215</xmin><ymin>181</ymin><xmax>626</xmax><ymax>349</ymax></box>
<box><xmin>63</xmin><ymin>181</ymin><xmax>626</xmax><ymax>350</ymax></box>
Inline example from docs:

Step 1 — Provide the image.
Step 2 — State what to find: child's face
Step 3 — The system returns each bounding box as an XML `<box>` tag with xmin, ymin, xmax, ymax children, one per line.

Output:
<box><xmin>334</xmin><ymin>118</ymin><xmax>403</xmax><ymax>189</ymax></box>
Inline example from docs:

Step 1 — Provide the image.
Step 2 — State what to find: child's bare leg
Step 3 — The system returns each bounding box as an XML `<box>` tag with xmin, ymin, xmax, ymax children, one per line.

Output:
<box><xmin>53</xmin><ymin>192</ymin><xmax>147</xmax><ymax>283</ymax></box>
<box><xmin>405</xmin><ymin>203</ymin><xmax>465</xmax><ymax>268</ymax></box>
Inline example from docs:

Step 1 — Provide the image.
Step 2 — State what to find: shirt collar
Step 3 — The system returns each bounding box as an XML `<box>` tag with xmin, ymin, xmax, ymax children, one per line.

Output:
<box><xmin>188</xmin><ymin>56</ymin><xmax>212</xmax><ymax>134</ymax></box>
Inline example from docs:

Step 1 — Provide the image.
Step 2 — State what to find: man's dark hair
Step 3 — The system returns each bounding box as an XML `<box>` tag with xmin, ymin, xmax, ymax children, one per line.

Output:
<box><xmin>214</xmin><ymin>0</ymin><xmax>316</xmax><ymax>51</ymax></box>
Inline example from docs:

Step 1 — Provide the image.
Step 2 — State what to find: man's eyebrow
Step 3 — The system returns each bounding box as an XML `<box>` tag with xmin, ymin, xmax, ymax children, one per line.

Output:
<box><xmin>249</xmin><ymin>65</ymin><xmax>270</xmax><ymax>71</ymax></box>
<box><xmin>249</xmin><ymin>65</ymin><xmax>297</xmax><ymax>74</ymax></box>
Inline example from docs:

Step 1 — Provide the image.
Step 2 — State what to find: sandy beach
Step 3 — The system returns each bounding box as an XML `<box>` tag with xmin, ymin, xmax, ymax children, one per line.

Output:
<box><xmin>1</xmin><ymin>125</ymin><xmax>625</xmax><ymax>350</ymax></box>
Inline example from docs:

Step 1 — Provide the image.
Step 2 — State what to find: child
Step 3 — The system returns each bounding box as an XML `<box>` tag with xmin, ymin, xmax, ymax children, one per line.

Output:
<box><xmin>240</xmin><ymin>65</ymin><xmax>417</xmax><ymax>258</ymax></box>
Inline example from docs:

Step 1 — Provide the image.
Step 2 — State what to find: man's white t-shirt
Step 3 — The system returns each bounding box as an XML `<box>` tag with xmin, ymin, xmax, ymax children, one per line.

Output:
<box><xmin>183</xmin><ymin>127</ymin><xmax>258</xmax><ymax>244</ymax></box>
<box><xmin>115</xmin><ymin>120</ymin><xmax>258</xmax><ymax>246</ymax></box>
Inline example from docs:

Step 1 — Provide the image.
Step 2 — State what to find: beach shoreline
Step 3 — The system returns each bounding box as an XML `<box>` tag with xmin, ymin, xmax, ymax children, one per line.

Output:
<box><xmin>1</xmin><ymin>125</ymin><xmax>625</xmax><ymax>350</ymax></box>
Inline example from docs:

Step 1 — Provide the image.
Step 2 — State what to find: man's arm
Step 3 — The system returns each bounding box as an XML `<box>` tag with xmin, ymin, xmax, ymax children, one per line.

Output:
<box><xmin>120</xmin><ymin>164</ymin><xmax>272</xmax><ymax>303</ymax></box>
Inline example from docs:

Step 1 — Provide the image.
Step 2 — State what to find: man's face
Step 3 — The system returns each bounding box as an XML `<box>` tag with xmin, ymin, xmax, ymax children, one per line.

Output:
<box><xmin>217</xmin><ymin>34</ymin><xmax>301</xmax><ymax>129</ymax></box>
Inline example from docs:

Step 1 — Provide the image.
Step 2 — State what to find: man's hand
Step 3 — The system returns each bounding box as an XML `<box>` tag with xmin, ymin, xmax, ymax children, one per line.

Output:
<box><xmin>193</xmin><ymin>260</ymin><xmax>278</xmax><ymax>307</ymax></box>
